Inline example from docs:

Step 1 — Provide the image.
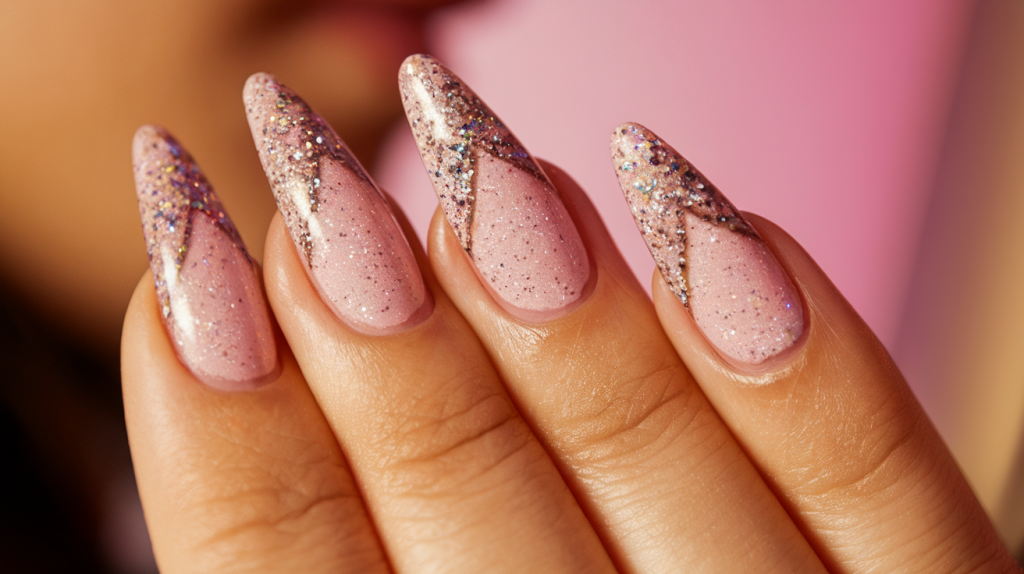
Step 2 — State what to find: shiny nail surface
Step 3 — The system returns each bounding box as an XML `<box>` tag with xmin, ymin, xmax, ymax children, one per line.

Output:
<box><xmin>244</xmin><ymin>73</ymin><xmax>429</xmax><ymax>335</ymax></box>
<box><xmin>611</xmin><ymin>123</ymin><xmax>803</xmax><ymax>364</ymax></box>
<box><xmin>133</xmin><ymin>126</ymin><xmax>278</xmax><ymax>390</ymax></box>
<box><xmin>399</xmin><ymin>55</ymin><xmax>590</xmax><ymax>319</ymax></box>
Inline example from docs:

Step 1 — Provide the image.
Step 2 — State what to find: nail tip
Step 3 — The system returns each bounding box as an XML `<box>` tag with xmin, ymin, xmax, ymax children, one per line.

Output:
<box><xmin>244</xmin><ymin>71</ymin><xmax>275</xmax><ymax>90</ymax></box>
<box><xmin>611</xmin><ymin>121</ymin><xmax>642</xmax><ymax>137</ymax></box>
<box><xmin>131</xmin><ymin>124</ymin><xmax>170</xmax><ymax>165</ymax></box>
<box><xmin>130</xmin><ymin>131</ymin><xmax>277</xmax><ymax>388</ymax></box>
<box><xmin>399</xmin><ymin>56</ymin><xmax>592</xmax><ymax>318</ymax></box>
<box><xmin>398</xmin><ymin>54</ymin><xmax>443</xmax><ymax>100</ymax></box>
<box><xmin>194</xmin><ymin>353</ymin><xmax>281</xmax><ymax>392</ymax></box>
<box><xmin>245</xmin><ymin>72</ymin><xmax>429</xmax><ymax>336</ymax></box>
<box><xmin>400</xmin><ymin>53</ymin><xmax>431</xmax><ymax>72</ymax></box>
<box><xmin>610</xmin><ymin>126</ymin><xmax>807</xmax><ymax>367</ymax></box>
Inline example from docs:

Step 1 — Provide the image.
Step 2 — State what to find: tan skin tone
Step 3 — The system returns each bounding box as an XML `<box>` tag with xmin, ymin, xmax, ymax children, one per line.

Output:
<box><xmin>124</xmin><ymin>155</ymin><xmax>1018</xmax><ymax>571</ymax></box>
<box><xmin>3</xmin><ymin>0</ymin><xmax>1018</xmax><ymax>570</ymax></box>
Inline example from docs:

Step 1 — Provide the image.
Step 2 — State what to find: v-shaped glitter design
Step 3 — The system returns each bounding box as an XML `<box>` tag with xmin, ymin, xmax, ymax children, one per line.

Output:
<box><xmin>612</xmin><ymin>123</ymin><xmax>756</xmax><ymax>306</ymax></box>
<box><xmin>399</xmin><ymin>55</ymin><xmax>548</xmax><ymax>252</ymax></box>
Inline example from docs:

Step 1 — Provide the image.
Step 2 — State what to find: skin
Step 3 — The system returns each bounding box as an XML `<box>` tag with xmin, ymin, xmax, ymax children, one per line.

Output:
<box><xmin>123</xmin><ymin>277</ymin><xmax>388</xmax><ymax>573</ymax></box>
<box><xmin>0</xmin><ymin>4</ymin><xmax>466</xmax><ymax>562</ymax></box>
<box><xmin>123</xmin><ymin>147</ymin><xmax>1020</xmax><ymax>571</ymax></box>
<box><xmin>4</xmin><ymin>0</ymin><xmax>1018</xmax><ymax>570</ymax></box>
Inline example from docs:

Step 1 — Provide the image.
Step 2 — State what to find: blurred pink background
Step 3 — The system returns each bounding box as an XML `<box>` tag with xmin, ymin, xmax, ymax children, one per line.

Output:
<box><xmin>377</xmin><ymin>1</ymin><xmax>1024</xmax><ymax>539</ymax></box>
<box><xmin>378</xmin><ymin>0</ymin><xmax>970</xmax><ymax>359</ymax></box>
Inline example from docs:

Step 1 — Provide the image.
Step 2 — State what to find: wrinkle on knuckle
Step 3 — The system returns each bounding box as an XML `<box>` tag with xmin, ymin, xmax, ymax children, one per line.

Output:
<box><xmin>563</xmin><ymin>359</ymin><xmax>706</xmax><ymax>469</ymax></box>
<box><xmin>792</xmin><ymin>391</ymin><xmax>930</xmax><ymax>507</ymax></box>
<box><xmin>377</xmin><ymin>367</ymin><xmax>534</xmax><ymax>498</ymax></box>
<box><xmin>181</xmin><ymin>482</ymin><xmax>368</xmax><ymax>573</ymax></box>
<box><xmin>169</xmin><ymin>424</ymin><xmax>360</xmax><ymax>540</ymax></box>
<box><xmin>209</xmin><ymin>422</ymin><xmax>347</xmax><ymax>487</ymax></box>
<box><xmin>838</xmin><ymin>463</ymin><xmax>1012</xmax><ymax>574</ymax></box>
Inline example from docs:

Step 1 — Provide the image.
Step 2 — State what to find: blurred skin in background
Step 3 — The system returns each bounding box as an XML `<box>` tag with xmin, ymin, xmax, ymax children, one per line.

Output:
<box><xmin>0</xmin><ymin>0</ymin><xmax>471</xmax><ymax>357</ymax></box>
<box><xmin>0</xmin><ymin>1</ymin><xmax>468</xmax><ymax>571</ymax></box>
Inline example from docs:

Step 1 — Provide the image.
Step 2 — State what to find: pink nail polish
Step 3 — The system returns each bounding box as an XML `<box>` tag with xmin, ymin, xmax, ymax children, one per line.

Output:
<box><xmin>244</xmin><ymin>73</ymin><xmax>430</xmax><ymax>335</ymax></box>
<box><xmin>611</xmin><ymin>123</ymin><xmax>803</xmax><ymax>364</ymax></box>
<box><xmin>133</xmin><ymin>126</ymin><xmax>278</xmax><ymax>390</ymax></box>
<box><xmin>399</xmin><ymin>55</ymin><xmax>590</xmax><ymax>320</ymax></box>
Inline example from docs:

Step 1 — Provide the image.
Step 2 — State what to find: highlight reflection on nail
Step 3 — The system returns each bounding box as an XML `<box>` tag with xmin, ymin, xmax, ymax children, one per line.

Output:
<box><xmin>399</xmin><ymin>55</ymin><xmax>590</xmax><ymax>318</ymax></box>
<box><xmin>133</xmin><ymin>125</ymin><xmax>278</xmax><ymax>390</ymax></box>
<box><xmin>244</xmin><ymin>73</ymin><xmax>429</xmax><ymax>334</ymax></box>
<box><xmin>611</xmin><ymin>123</ymin><xmax>803</xmax><ymax>364</ymax></box>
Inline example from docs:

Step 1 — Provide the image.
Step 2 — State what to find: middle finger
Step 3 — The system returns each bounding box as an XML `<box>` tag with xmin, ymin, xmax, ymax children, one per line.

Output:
<box><xmin>245</xmin><ymin>73</ymin><xmax>614</xmax><ymax>573</ymax></box>
<box><xmin>401</xmin><ymin>55</ymin><xmax>825</xmax><ymax>573</ymax></box>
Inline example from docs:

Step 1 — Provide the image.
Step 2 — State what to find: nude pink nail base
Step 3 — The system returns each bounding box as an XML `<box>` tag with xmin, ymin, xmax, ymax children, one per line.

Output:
<box><xmin>244</xmin><ymin>73</ymin><xmax>429</xmax><ymax>335</ymax></box>
<box><xmin>399</xmin><ymin>55</ymin><xmax>590</xmax><ymax>318</ymax></box>
<box><xmin>133</xmin><ymin>126</ymin><xmax>278</xmax><ymax>390</ymax></box>
<box><xmin>611</xmin><ymin>123</ymin><xmax>803</xmax><ymax>364</ymax></box>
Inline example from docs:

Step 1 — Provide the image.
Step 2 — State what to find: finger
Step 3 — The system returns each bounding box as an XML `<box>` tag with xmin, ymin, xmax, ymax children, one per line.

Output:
<box><xmin>402</xmin><ymin>56</ymin><xmax>824</xmax><ymax>573</ymax></box>
<box><xmin>246</xmin><ymin>74</ymin><xmax>615</xmax><ymax>573</ymax></box>
<box><xmin>125</xmin><ymin>127</ymin><xmax>387</xmax><ymax>573</ymax></box>
<box><xmin>613</xmin><ymin>123</ymin><xmax>1019</xmax><ymax>573</ymax></box>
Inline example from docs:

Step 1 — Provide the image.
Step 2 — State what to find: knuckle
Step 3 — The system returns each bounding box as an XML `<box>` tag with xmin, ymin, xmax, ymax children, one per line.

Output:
<box><xmin>377</xmin><ymin>365</ymin><xmax>534</xmax><ymax>497</ymax></box>
<box><xmin>173</xmin><ymin>433</ymin><xmax>373</xmax><ymax>571</ymax></box>
<box><xmin>792</xmin><ymin>391</ymin><xmax>927</xmax><ymax>502</ymax></box>
<box><xmin>559</xmin><ymin>357</ymin><xmax>716</xmax><ymax>470</ymax></box>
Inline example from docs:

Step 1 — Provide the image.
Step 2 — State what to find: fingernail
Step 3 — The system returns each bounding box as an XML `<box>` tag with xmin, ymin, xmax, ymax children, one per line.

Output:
<box><xmin>611</xmin><ymin>123</ymin><xmax>803</xmax><ymax>364</ymax></box>
<box><xmin>399</xmin><ymin>55</ymin><xmax>590</xmax><ymax>321</ymax></box>
<box><xmin>133</xmin><ymin>126</ymin><xmax>279</xmax><ymax>390</ymax></box>
<box><xmin>244</xmin><ymin>73</ymin><xmax>431</xmax><ymax>335</ymax></box>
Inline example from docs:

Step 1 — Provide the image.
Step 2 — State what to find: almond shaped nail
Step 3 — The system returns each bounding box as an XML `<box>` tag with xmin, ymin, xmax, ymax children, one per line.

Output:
<box><xmin>133</xmin><ymin>126</ymin><xmax>278</xmax><ymax>390</ymax></box>
<box><xmin>244</xmin><ymin>73</ymin><xmax>430</xmax><ymax>335</ymax></box>
<box><xmin>399</xmin><ymin>54</ymin><xmax>590</xmax><ymax>318</ymax></box>
<box><xmin>611</xmin><ymin>123</ymin><xmax>803</xmax><ymax>364</ymax></box>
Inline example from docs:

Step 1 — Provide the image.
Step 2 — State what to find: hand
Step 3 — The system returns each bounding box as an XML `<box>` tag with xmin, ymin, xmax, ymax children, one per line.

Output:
<box><xmin>122</xmin><ymin>55</ymin><xmax>1018</xmax><ymax>573</ymax></box>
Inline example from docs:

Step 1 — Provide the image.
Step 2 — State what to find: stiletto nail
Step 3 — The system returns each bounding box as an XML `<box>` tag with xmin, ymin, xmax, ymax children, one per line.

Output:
<box><xmin>133</xmin><ymin>126</ymin><xmax>278</xmax><ymax>390</ymax></box>
<box><xmin>611</xmin><ymin>123</ymin><xmax>803</xmax><ymax>364</ymax></box>
<box><xmin>244</xmin><ymin>73</ymin><xmax>430</xmax><ymax>335</ymax></box>
<box><xmin>399</xmin><ymin>55</ymin><xmax>590</xmax><ymax>320</ymax></box>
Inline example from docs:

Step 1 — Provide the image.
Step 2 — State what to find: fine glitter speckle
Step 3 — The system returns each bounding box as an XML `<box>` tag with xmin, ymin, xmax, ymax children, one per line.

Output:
<box><xmin>244</xmin><ymin>74</ymin><xmax>370</xmax><ymax>265</ymax></box>
<box><xmin>400</xmin><ymin>55</ymin><xmax>590</xmax><ymax>314</ymax></box>
<box><xmin>399</xmin><ymin>55</ymin><xmax>547</xmax><ymax>252</ymax></box>
<box><xmin>611</xmin><ymin>123</ymin><xmax>803</xmax><ymax>364</ymax></box>
<box><xmin>610</xmin><ymin>123</ymin><xmax>755</xmax><ymax>306</ymax></box>
<box><xmin>132</xmin><ymin>126</ymin><xmax>277</xmax><ymax>388</ymax></box>
<box><xmin>244</xmin><ymin>73</ymin><xmax>428</xmax><ymax>333</ymax></box>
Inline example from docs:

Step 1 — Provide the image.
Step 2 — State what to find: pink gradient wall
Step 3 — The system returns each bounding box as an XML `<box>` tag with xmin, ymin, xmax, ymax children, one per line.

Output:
<box><xmin>376</xmin><ymin>0</ymin><xmax>971</xmax><ymax>353</ymax></box>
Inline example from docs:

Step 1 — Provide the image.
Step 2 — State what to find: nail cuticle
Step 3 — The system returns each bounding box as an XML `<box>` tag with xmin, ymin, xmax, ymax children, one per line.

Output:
<box><xmin>465</xmin><ymin>245</ymin><xmax>598</xmax><ymax>325</ymax></box>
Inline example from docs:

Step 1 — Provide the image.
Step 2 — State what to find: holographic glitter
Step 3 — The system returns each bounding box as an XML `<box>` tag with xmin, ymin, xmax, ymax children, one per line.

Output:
<box><xmin>399</xmin><ymin>55</ymin><xmax>590</xmax><ymax>315</ymax></box>
<box><xmin>132</xmin><ymin>125</ymin><xmax>278</xmax><ymax>389</ymax></box>
<box><xmin>611</xmin><ymin>123</ymin><xmax>803</xmax><ymax>364</ymax></box>
<box><xmin>244</xmin><ymin>73</ymin><xmax>429</xmax><ymax>334</ymax></box>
